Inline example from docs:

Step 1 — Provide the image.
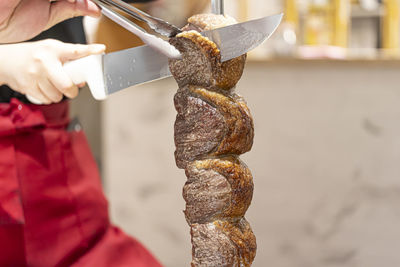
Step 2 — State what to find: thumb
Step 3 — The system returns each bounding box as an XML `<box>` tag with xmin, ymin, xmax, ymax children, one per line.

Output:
<box><xmin>47</xmin><ymin>0</ymin><xmax>101</xmax><ymax>29</ymax></box>
<box><xmin>56</xmin><ymin>43</ymin><xmax>106</xmax><ymax>62</ymax></box>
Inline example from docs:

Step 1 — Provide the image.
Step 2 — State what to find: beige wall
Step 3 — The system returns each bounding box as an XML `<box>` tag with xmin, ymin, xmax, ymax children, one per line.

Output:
<box><xmin>75</xmin><ymin>61</ymin><xmax>400</xmax><ymax>267</ymax></box>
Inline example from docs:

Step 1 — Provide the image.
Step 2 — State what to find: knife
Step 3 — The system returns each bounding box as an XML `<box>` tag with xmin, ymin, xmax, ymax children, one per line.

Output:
<box><xmin>47</xmin><ymin>13</ymin><xmax>283</xmax><ymax>101</ymax></box>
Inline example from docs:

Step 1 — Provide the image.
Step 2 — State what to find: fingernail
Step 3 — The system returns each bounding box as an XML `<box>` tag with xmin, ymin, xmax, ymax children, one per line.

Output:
<box><xmin>77</xmin><ymin>82</ymin><xmax>86</xmax><ymax>88</ymax></box>
<box><xmin>91</xmin><ymin>44</ymin><xmax>106</xmax><ymax>53</ymax></box>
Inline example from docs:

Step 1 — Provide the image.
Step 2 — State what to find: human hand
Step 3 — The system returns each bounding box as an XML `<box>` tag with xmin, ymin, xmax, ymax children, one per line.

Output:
<box><xmin>0</xmin><ymin>0</ymin><xmax>101</xmax><ymax>43</ymax></box>
<box><xmin>0</xmin><ymin>39</ymin><xmax>106</xmax><ymax>104</ymax></box>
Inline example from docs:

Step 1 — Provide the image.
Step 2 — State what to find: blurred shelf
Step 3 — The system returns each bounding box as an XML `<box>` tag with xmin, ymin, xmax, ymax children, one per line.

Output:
<box><xmin>248</xmin><ymin>46</ymin><xmax>400</xmax><ymax>65</ymax></box>
<box><xmin>351</xmin><ymin>5</ymin><xmax>383</xmax><ymax>18</ymax></box>
<box><xmin>247</xmin><ymin>55</ymin><xmax>400</xmax><ymax>66</ymax></box>
<box><xmin>298</xmin><ymin>4</ymin><xmax>383</xmax><ymax>19</ymax></box>
<box><xmin>247</xmin><ymin>57</ymin><xmax>400</xmax><ymax>65</ymax></box>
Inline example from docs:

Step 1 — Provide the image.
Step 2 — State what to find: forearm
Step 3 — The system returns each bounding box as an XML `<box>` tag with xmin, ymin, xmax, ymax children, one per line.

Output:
<box><xmin>0</xmin><ymin>0</ymin><xmax>25</xmax><ymax>43</ymax></box>
<box><xmin>0</xmin><ymin>0</ymin><xmax>21</xmax><ymax>30</ymax></box>
<box><xmin>0</xmin><ymin>0</ymin><xmax>100</xmax><ymax>43</ymax></box>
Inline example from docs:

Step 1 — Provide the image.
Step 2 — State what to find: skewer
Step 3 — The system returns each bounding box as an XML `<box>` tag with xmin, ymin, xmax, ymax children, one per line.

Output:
<box><xmin>211</xmin><ymin>0</ymin><xmax>224</xmax><ymax>15</ymax></box>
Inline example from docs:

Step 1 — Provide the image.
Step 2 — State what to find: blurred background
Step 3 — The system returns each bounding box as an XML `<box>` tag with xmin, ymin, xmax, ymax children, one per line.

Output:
<box><xmin>72</xmin><ymin>0</ymin><xmax>400</xmax><ymax>266</ymax></box>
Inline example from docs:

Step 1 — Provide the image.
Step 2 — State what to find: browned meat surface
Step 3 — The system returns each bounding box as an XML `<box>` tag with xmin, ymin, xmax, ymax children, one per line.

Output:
<box><xmin>191</xmin><ymin>219</ymin><xmax>256</xmax><ymax>267</ymax></box>
<box><xmin>169</xmin><ymin>14</ymin><xmax>256</xmax><ymax>267</ymax></box>
<box><xmin>183</xmin><ymin>157</ymin><xmax>254</xmax><ymax>224</ymax></box>
<box><xmin>174</xmin><ymin>86</ymin><xmax>254</xmax><ymax>169</ymax></box>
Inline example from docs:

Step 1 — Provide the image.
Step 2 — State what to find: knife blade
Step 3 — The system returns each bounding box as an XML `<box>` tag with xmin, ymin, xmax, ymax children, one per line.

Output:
<box><xmin>203</xmin><ymin>13</ymin><xmax>283</xmax><ymax>62</ymax></box>
<box><xmin>27</xmin><ymin>13</ymin><xmax>282</xmax><ymax>104</ymax></box>
<box><xmin>104</xmin><ymin>45</ymin><xmax>170</xmax><ymax>95</ymax></box>
<box><xmin>100</xmin><ymin>13</ymin><xmax>282</xmax><ymax>97</ymax></box>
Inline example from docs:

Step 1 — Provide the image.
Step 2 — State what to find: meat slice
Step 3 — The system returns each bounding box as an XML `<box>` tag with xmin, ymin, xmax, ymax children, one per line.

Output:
<box><xmin>174</xmin><ymin>85</ymin><xmax>254</xmax><ymax>169</ymax></box>
<box><xmin>184</xmin><ymin>156</ymin><xmax>253</xmax><ymax>224</ymax></box>
<box><xmin>191</xmin><ymin>219</ymin><xmax>256</xmax><ymax>267</ymax></box>
<box><xmin>169</xmin><ymin>30</ymin><xmax>246</xmax><ymax>90</ymax></box>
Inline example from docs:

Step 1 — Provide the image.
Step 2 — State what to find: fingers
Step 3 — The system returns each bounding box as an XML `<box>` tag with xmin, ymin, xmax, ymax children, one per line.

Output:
<box><xmin>44</xmin><ymin>57</ymin><xmax>79</xmax><ymax>99</ymax></box>
<box><xmin>56</xmin><ymin>42</ymin><xmax>105</xmax><ymax>62</ymax></box>
<box><xmin>30</xmin><ymin>84</ymin><xmax>53</xmax><ymax>105</ymax></box>
<box><xmin>77</xmin><ymin>82</ymin><xmax>86</xmax><ymax>88</ymax></box>
<box><xmin>23</xmin><ymin>40</ymin><xmax>106</xmax><ymax>103</ymax></box>
<box><xmin>83</xmin><ymin>0</ymin><xmax>101</xmax><ymax>16</ymax></box>
<box><xmin>38</xmin><ymin>79</ymin><xmax>63</xmax><ymax>103</ymax></box>
<box><xmin>35</xmin><ymin>40</ymin><xmax>105</xmax><ymax>101</ymax></box>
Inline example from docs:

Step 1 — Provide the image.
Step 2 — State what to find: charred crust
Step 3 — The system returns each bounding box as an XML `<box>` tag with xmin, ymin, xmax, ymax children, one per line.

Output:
<box><xmin>169</xmin><ymin>31</ymin><xmax>246</xmax><ymax>91</ymax></box>
<box><xmin>170</xmin><ymin>13</ymin><xmax>256</xmax><ymax>267</ymax></box>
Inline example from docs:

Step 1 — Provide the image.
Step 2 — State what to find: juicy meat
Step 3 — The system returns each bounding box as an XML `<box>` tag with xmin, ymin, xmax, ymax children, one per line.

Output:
<box><xmin>169</xmin><ymin>13</ymin><xmax>257</xmax><ymax>267</ymax></box>
<box><xmin>191</xmin><ymin>218</ymin><xmax>256</xmax><ymax>267</ymax></box>
<box><xmin>184</xmin><ymin>157</ymin><xmax>254</xmax><ymax>224</ymax></box>
<box><xmin>174</xmin><ymin>85</ymin><xmax>254</xmax><ymax>169</ymax></box>
<box><xmin>169</xmin><ymin>30</ymin><xmax>247</xmax><ymax>91</ymax></box>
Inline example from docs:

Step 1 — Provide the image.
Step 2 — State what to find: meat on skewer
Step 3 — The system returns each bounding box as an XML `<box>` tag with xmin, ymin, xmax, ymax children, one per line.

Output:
<box><xmin>169</xmin><ymin>14</ymin><xmax>257</xmax><ymax>267</ymax></box>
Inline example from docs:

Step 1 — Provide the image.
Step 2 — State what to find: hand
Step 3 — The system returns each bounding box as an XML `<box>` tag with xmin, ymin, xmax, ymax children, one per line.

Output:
<box><xmin>0</xmin><ymin>0</ymin><xmax>101</xmax><ymax>43</ymax></box>
<box><xmin>0</xmin><ymin>39</ymin><xmax>105</xmax><ymax>104</ymax></box>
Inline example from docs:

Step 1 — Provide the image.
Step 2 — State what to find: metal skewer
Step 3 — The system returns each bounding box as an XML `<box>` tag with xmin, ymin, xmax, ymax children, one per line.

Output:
<box><xmin>211</xmin><ymin>0</ymin><xmax>224</xmax><ymax>15</ymax></box>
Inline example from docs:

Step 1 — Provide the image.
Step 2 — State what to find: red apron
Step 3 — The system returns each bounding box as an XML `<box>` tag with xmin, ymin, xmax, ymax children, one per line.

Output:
<box><xmin>0</xmin><ymin>99</ymin><xmax>163</xmax><ymax>267</ymax></box>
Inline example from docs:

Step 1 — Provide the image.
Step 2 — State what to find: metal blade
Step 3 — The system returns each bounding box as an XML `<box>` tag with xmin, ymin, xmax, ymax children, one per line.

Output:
<box><xmin>103</xmin><ymin>45</ymin><xmax>171</xmax><ymax>95</ymax></box>
<box><xmin>102</xmin><ymin>13</ymin><xmax>283</xmax><ymax>96</ymax></box>
<box><xmin>202</xmin><ymin>13</ymin><xmax>283</xmax><ymax>62</ymax></box>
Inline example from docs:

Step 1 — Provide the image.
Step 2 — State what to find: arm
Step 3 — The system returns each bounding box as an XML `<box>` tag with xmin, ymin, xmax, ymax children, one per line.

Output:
<box><xmin>0</xmin><ymin>0</ymin><xmax>21</xmax><ymax>30</ymax></box>
<box><xmin>0</xmin><ymin>0</ymin><xmax>101</xmax><ymax>43</ymax></box>
<box><xmin>0</xmin><ymin>39</ymin><xmax>105</xmax><ymax>104</ymax></box>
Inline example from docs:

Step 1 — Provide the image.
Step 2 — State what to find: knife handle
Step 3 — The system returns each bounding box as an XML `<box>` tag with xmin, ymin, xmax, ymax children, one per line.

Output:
<box><xmin>27</xmin><ymin>55</ymin><xmax>106</xmax><ymax>105</ymax></box>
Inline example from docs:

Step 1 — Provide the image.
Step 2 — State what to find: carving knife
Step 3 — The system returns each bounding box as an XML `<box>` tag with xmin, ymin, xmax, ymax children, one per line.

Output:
<box><xmin>49</xmin><ymin>13</ymin><xmax>283</xmax><ymax>101</ymax></box>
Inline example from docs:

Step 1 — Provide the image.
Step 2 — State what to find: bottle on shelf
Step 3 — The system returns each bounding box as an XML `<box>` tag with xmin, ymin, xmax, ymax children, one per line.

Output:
<box><xmin>382</xmin><ymin>0</ymin><xmax>400</xmax><ymax>57</ymax></box>
<box><xmin>332</xmin><ymin>0</ymin><xmax>351</xmax><ymax>48</ymax></box>
<box><xmin>304</xmin><ymin>0</ymin><xmax>333</xmax><ymax>46</ymax></box>
<box><xmin>300</xmin><ymin>0</ymin><xmax>350</xmax><ymax>59</ymax></box>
